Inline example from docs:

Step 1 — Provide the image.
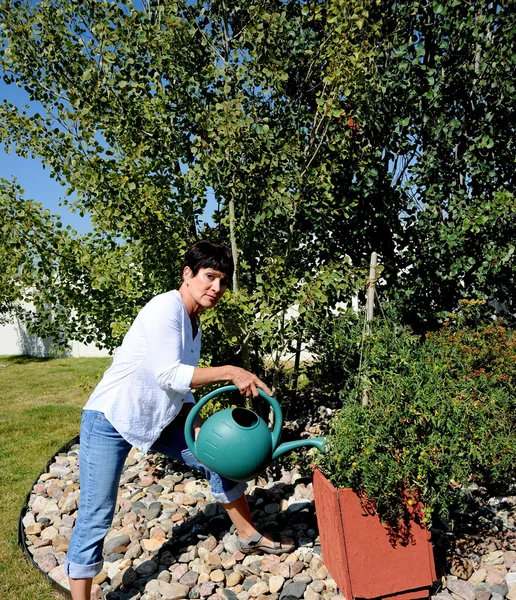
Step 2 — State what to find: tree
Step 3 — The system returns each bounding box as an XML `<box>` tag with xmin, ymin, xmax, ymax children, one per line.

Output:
<box><xmin>0</xmin><ymin>0</ymin><xmax>363</xmax><ymax>376</ymax></box>
<box><xmin>351</xmin><ymin>0</ymin><xmax>516</xmax><ymax>327</ymax></box>
<box><xmin>1</xmin><ymin>0</ymin><xmax>514</xmax><ymax>390</ymax></box>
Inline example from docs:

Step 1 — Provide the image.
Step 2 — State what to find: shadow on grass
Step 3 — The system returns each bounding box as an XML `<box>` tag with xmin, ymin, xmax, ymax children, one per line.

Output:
<box><xmin>1</xmin><ymin>355</ymin><xmax>54</xmax><ymax>365</ymax></box>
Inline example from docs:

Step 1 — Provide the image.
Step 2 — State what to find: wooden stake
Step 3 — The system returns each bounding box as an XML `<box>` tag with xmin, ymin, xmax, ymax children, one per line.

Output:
<box><xmin>362</xmin><ymin>251</ymin><xmax>377</xmax><ymax>406</ymax></box>
<box><xmin>366</xmin><ymin>251</ymin><xmax>378</xmax><ymax>331</ymax></box>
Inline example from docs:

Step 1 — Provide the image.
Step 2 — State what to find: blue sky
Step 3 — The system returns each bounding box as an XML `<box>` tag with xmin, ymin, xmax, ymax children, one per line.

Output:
<box><xmin>0</xmin><ymin>80</ymin><xmax>94</xmax><ymax>233</ymax></box>
<box><xmin>1</xmin><ymin>80</ymin><xmax>216</xmax><ymax>233</ymax></box>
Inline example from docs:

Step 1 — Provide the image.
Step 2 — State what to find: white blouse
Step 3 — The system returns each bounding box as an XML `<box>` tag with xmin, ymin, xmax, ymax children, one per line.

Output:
<box><xmin>84</xmin><ymin>290</ymin><xmax>200</xmax><ymax>453</ymax></box>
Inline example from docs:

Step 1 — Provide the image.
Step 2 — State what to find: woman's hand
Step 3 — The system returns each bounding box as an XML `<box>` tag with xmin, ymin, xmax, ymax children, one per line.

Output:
<box><xmin>230</xmin><ymin>366</ymin><xmax>273</xmax><ymax>398</ymax></box>
<box><xmin>190</xmin><ymin>365</ymin><xmax>272</xmax><ymax>398</ymax></box>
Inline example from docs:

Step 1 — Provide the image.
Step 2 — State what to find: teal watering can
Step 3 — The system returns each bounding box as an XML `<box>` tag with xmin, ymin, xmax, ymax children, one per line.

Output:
<box><xmin>184</xmin><ymin>385</ymin><xmax>325</xmax><ymax>482</ymax></box>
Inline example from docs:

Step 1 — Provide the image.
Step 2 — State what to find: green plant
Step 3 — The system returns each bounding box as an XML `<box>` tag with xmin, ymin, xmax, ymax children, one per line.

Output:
<box><xmin>317</xmin><ymin>301</ymin><xmax>516</xmax><ymax>529</ymax></box>
<box><xmin>303</xmin><ymin>306</ymin><xmax>365</xmax><ymax>407</ymax></box>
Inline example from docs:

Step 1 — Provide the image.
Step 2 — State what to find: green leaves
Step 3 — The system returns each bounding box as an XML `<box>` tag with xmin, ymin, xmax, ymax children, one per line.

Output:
<box><xmin>318</xmin><ymin>308</ymin><xmax>516</xmax><ymax>527</ymax></box>
<box><xmin>1</xmin><ymin>0</ymin><xmax>515</xmax><ymax>391</ymax></box>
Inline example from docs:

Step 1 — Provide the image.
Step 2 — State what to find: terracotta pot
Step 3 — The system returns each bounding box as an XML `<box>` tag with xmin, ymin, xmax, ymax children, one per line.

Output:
<box><xmin>313</xmin><ymin>469</ymin><xmax>436</xmax><ymax>600</ymax></box>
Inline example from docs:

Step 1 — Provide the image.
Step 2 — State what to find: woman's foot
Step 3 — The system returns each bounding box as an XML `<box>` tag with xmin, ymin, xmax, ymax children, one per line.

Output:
<box><xmin>237</xmin><ymin>531</ymin><xmax>295</xmax><ymax>555</ymax></box>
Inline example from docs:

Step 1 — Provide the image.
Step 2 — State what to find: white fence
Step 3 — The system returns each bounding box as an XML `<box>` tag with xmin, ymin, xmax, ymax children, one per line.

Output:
<box><xmin>0</xmin><ymin>316</ymin><xmax>110</xmax><ymax>358</ymax></box>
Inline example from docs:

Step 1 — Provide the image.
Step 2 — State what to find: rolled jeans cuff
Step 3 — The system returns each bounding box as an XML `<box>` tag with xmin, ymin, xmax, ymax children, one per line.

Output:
<box><xmin>211</xmin><ymin>481</ymin><xmax>248</xmax><ymax>504</ymax></box>
<box><xmin>65</xmin><ymin>556</ymin><xmax>103</xmax><ymax>579</ymax></box>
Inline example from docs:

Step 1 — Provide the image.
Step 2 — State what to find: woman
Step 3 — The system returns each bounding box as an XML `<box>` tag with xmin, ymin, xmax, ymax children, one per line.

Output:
<box><xmin>65</xmin><ymin>240</ymin><xmax>294</xmax><ymax>600</ymax></box>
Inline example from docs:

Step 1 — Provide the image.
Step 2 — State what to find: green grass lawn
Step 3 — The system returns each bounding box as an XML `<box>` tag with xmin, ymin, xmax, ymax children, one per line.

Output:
<box><xmin>0</xmin><ymin>355</ymin><xmax>111</xmax><ymax>600</ymax></box>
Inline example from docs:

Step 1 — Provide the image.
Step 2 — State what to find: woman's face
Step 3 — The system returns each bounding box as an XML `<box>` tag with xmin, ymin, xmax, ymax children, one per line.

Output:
<box><xmin>183</xmin><ymin>266</ymin><xmax>229</xmax><ymax>310</ymax></box>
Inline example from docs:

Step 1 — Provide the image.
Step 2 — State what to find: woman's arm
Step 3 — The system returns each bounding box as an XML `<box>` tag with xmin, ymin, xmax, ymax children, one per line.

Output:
<box><xmin>190</xmin><ymin>365</ymin><xmax>272</xmax><ymax>398</ymax></box>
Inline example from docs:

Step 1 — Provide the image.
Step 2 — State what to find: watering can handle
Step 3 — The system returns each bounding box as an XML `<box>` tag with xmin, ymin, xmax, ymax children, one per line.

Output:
<box><xmin>184</xmin><ymin>385</ymin><xmax>283</xmax><ymax>458</ymax></box>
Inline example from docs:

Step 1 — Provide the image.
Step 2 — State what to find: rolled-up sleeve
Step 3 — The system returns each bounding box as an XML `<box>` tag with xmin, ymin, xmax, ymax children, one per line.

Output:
<box><xmin>140</xmin><ymin>296</ymin><xmax>195</xmax><ymax>395</ymax></box>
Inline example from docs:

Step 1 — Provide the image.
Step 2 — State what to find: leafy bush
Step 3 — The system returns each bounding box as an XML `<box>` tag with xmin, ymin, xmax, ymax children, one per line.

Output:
<box><xmin>317</xmin><ymin>300</ymin><xmax>516</xmax><ymax>528</ymax></box>
<box><xmin>302</xmin><ymin>307</ymin><xmax>364</xmax><ymax>407</ymax></box>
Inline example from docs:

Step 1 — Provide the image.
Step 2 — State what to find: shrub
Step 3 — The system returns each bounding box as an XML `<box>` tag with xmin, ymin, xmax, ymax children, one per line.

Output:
<box><xmin>302</xmin><ymin>307</ymin><xmax>364</xmax><ymax>407</ymax></box>
<box><xmin>317</xmin><ymin>300</ymin><xmax>516</xmax><ymax>528</ymax></box>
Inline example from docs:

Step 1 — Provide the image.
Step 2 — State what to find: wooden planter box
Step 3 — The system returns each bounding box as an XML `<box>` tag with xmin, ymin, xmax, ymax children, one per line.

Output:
<box><xmin>313</xmin><ymin>469</ymin><xmax>436</xmax><ymax>600</ymax></box>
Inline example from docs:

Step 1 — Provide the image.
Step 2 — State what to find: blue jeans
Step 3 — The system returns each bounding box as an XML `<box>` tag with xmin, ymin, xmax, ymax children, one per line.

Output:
<box><xmin>65</xmin><ymin>410</ymin><xmax>247</xmax><ymax>579</ymax></box>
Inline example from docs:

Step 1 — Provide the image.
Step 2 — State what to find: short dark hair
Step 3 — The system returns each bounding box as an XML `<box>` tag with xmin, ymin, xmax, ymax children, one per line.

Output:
<box><xmin>182</xmin><ymin>240</ymin><xmax>234</xmax><ymax>280</ymax></box>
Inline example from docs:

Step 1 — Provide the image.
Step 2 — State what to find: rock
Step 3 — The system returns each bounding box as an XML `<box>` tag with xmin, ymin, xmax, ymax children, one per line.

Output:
<box><xmin>249</xmin><ymin>581</ymin><xmax>269</xmax><ymax>596</ymax></box>
<box><xmin>490</xmin><ymin>584</ymin><xmax>508</xmax><ymax>597</ymax></box>
<box><xmin>126</xmin><ymin>543</ymin><xmax>143</xmax><ymax>561</ymax></box>
<box><xmin>31</xmin><ymin>496</ymin><xmax>50</xmax><ymax>514</ymax></box>
<box><xmin>180</xmin><ymin>570</ymin><xmax>199</xmax><ymax>587</ymax></box>
<box><xmin>304</xmin><ymin>588</ymin><xmax>322</xmax><ymax>600</ymax></box>
<box><xmin>290</xmin><ymin>561</ymin><xmax>306</xmax><ymax>577</ymax></box>
<box><xmin>270</xmin><ymin>562</ymin><xmax>290</xmax><ymax>578</ymax></box>
<box><xmin>280</xmin><ymin>582</ymin><xmax>307</xmax><ymax>600</ymax></box>
<box><xmin>287</xmin><ymin>501</ymin><xmax>311</xmax><ymax>514</ymax></box>
<box><xmin>93</xmin><ymin>572</ymin><xmax>109</xmax><ymax>585</ymax></box>
<box><xmin>111</xmin><ymin>566</ymin><xmax>137</xmax><ymax>591</ymax></box>
<box><xmin>107</xmin><ymin>561</ymin><xmax>122</xmax><ymax>579</ymax></box>
<box><xmin>135</xmin><ymin>560</ymin><xmax>159</xmax><ymax>578</ymax></box>
<box><xmin>25</xmin><ymin>523</ymin><xmax>43</xmax><ymax>535</ymax></box>
<box><xmin>446</xmin><ymin>580</ymin><xmax>476</xmax><ymax>600</ymax></box>
<box><xmin>309</xmin><ymin>581</ymin><xmax>325</xmax><ymax>594</ymax></box>
<box><xmin>35</xmin><ymin>552</ymin><xmax>58</xmax><ymax>573</ymax></box>
<box><xmin>206</xmin><ymin>552</ymin><xmax>222</xmax><ymax>567</ymax></box>
<box><xmin>204</xmin><ymin>503</ymin><xmax>218</xmax><ymax>518</ymax></box>
<box><xmin>139</xmin><ymin>473</ymin><xmax>155</xmax><ymax>487</ymax></box>
<box><xmin>48</xmin><ymin>564</ymin><xmax>70</xmax><ymax>590</ymax></box>
<box><xmin>199</xmin><ymin>535</ymin><xmax>218</xmax><ymax>552</ymax></box>
<box><xmin>217</xmin><ymin>590</ymin><xmax>239</xmax><ymax>600</ymax></box>
<box><xmin>269</xmin><ymin>576</ymin><xmax>285</xmax><ymax>594</ymax></box>
<box><xmin>227</xmin><ymin>571</ymin><xmax>244</xmax><ymax>587</ymax></box>
<box><xmin>432</xmin><ymin>594</ymin><xmax>454</xmax><ymax>600</ymax></box>
<box><xmin>222</xmin><ymin>554</ymin><xmax>237</xmax><ymax>570</ymax></box>
<box><xmin>105</xmin><ymin>534</ymin><xmax>131</xmax><ymax>554</ymax></box>
<box><xmin>222</xmin><ymin>533</ymin><xmax>240</xmax><ymax>555</ymax></box>
<box><xmin>507</xmin><ymin>585</ymin><xmax>516</xmax><ymax>600</ymax></box>
<box><xmin>33</xmin><ymin>537</ymin><xmax>52</xmax><ymax>549</ymax></box>
<box><xmin>22</xmin><ymin>512</ymin><xmax>36</xmax><ymax>528</ymax></box>
<box><xmin>199</xmin><ymin>582</ymin><xmax>217</xmax><ymax>597</ymax></box>
<box><xmin>141</xmin><ymin>537</ymin><xmax>166</xmax><ymax>552</ymax></box>
<box><xmin>451</xmin><ymin>557</ymin><xmax>475</xmax><ymax>581</ymax></box>
<box><xmin>146</xmin><ymin>502</ymin><xmax>163</xmax><ymax>521</ymax></box>
<box><xmin>505</xmin><ymin>552</ymin><xmax>516</xmax><ymax>569</ymax></box>
<box><xmin>264</xmin><ymin>503</ymin><xmax>280</xmax><ymax>514</ymax></box>
<box><xmin>49</xmin><ymin>464</ymin><xmax>71</xmax><ymax>477</ymax></box>
<box><xmin>471</xmin><ymin>583</ymin><xmax>492</xmax><ymax>600</ymax></box>
<box><xmin>482</xmin><ymin>552</ymin><xmax>505</xmax><ymax>566</ymax></box>
<box><xmin>260</xmin><ymin>556</ymin><xmax>280</xmax><ymax>572</ymax></box>
<box><xmin>145</xmin><ymin>580</ymin><xmax>190</xmax><ymax>600</ymax></box>
<box><xmin>90</xmin><ymin>583</ymin><xmax>103</xmax><ymax>599</ymax></box>
<box><xmin>178</xmin><ymin>549</ymin><xmax>196</xmax><ymax>563</ymax></box>
<box><xmin>210</xmin><ymin>569</ymin><xmax>225</xmax><ymax>583</ymax></box>
<box><xmin>60</xmin><ymin>491</ymin><xmax>79</xmax><ymax>513</ymax></box>
<box><xmin>486</xmin><ymin>567</ymin><xmax>508</xmax><ymax>586</ymax></box>
<box><xmin>469</xmin><ymin>569</ymin><xmax>487</xmax><ymax>584</ymax></box>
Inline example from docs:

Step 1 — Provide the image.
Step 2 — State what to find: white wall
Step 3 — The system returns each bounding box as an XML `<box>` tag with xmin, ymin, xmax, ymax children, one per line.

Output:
<box><xmin>0</xmin><ymin>316</ymin><xmax>110</xmax><ymax>358</ymax></box>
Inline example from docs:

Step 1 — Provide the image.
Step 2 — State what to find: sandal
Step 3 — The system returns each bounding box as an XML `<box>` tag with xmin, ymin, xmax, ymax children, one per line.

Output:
<box><xmin>237</xmin><ymin>531</ymin><xmax>295</xmax><ymax>555</ymax></box>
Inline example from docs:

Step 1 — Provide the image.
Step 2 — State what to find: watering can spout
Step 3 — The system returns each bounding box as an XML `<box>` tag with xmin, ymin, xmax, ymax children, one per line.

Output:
<box><xmin>271</xmin><ymin>437</ymin><xmax>325</xmax><ymax>461</ymax></box>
